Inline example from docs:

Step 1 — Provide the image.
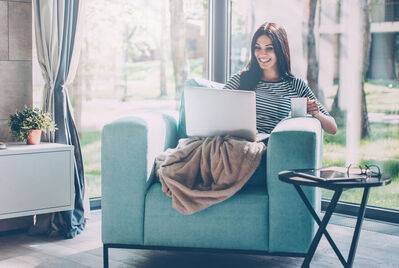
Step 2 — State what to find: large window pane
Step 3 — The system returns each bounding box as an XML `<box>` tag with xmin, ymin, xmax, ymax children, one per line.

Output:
<box><xmin>33</xmin><ymin>0</ymin><xmax>209</xmax><ymax>198</ymax></box>
<box><xmin>231</xmin><ymin>0</ymin><xmax>399</xmax><ymax>211</ymax></box>
<box><xmin>320</xmin><ymin>0</ymin><xmax>399</xmax><ymax>210</ymax></box>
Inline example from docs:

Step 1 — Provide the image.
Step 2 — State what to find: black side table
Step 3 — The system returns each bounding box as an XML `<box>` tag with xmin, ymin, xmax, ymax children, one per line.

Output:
<box><xmin>279</xmin><ymin>170</ymin><xmax>391</xmax><ymax>268</ymax></box>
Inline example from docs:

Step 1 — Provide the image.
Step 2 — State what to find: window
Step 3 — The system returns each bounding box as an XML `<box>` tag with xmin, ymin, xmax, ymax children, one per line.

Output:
<box><xmin>319</xmin><ymin>0</ymin><xmax>399</xmax><ymax>211</ymax></box>
<box><xmin>33</xmin><ymin>0</ymin><xmax>209</xmax><ymax>198</ymax></box>
<box><xmin>33</xmin><ymin>0</ymin><xmax>399</xmax><ymax>216</ymax></box>
<box><xmin>230</xmin><ymin>0</ymin><xmax>399</xmax><ymax>212</ymax></box>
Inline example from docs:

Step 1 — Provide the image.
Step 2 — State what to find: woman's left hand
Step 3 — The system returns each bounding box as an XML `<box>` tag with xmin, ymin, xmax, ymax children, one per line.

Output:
<box><xmin>307</xmin><ymin>97</ymin><xmax>320</xmax><ymax>116</ymax></box>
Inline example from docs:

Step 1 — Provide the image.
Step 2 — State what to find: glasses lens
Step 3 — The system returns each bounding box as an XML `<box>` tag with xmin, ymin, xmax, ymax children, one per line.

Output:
<box><xmin>366</xmin><ymin>165</ymin><xmax>381</xmax><ymax>177</ymax></box>
<box><xmin>347</xmin><ymin>164</ymin><xmax>364</xmax><ymax>175</ymax></box>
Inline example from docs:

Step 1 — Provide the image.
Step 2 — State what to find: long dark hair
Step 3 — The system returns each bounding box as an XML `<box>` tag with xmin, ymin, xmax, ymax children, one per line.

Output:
<box><xmin>238</xmin><ymin>22</ymin><xmax>294</xmax><ymax>90</ymax></box>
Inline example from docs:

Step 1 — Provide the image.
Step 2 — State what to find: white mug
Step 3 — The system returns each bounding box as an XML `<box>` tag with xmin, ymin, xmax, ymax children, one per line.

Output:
<box><xmin>291</xmin><ymin>97</ymin><xmax>307</xmax><ymax>117</ymax></box>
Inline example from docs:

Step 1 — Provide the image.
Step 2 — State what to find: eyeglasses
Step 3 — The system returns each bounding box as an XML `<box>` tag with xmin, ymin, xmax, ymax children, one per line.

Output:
<box><xmin>346</xmin><ymin>164</ymin><xmax>381</xmax><ymax>179</ymax></box>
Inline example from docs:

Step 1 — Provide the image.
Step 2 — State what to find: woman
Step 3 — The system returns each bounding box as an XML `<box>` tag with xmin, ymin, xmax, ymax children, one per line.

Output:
<box><xmin>225</xmin><ymin>22</ymin><xmax>337</xmax><ymax>135</ymax></box>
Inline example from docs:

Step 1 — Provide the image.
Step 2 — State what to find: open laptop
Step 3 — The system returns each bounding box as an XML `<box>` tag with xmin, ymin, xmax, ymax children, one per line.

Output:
<box><xmin>184</xmin><ymin>87</ymin><xmax>269</xmax><ymax>142</ymax></box>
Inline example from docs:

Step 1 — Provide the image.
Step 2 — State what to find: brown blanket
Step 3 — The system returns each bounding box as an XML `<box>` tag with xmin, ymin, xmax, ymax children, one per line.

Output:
<box><xmin>155</xmin><ymin>136</ymin><xmax>266</xmax><ymax>215</ymax></box>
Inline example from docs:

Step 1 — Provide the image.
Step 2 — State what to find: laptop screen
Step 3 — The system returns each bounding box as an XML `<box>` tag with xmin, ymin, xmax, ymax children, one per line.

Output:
<box><xmin>184</xmin><ymin>87</ymin><xmax>257</xmax><ymax>141</ymax></box>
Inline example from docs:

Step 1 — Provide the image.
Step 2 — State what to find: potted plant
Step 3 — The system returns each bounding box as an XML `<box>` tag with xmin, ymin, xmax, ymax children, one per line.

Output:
<box><xmin>8</xmin><ymin>106</ymin><xmax>56</xmax><ymax>145</ymax></box>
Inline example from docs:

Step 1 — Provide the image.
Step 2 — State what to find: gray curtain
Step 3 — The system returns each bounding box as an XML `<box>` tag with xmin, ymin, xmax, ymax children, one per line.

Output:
<box><xmin>32</xmin><ymin>0</ymin><xmax>86</xmax><ymax>239</ymax></box>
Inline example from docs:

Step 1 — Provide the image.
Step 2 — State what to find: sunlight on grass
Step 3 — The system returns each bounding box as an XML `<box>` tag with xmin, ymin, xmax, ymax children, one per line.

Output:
<box><xmin>323</xmin><ymin>121</ymin><xmax>399</xmax><ymax>210</ymax></box>
<box><xmin>82</xmin><ymin>140</ymin><xmax>101</xmax><ymax>174</ymax></box>
<box><xmin>323</xmin><ymin>143</ymin><xmax>346</xmax><ymax>167</ymax></box>
<box><xmin>83</xmin><ymin>59</ymin><xmax>204</xmax><ymax>101</ymax></box>
<box><xmin>365</xmin><ymin>83</ymin><xmax>399</xmax><ymax>114</ymax></box>
<box><xmin>322</xmin><ymin>177</ymin><xmax>399</xmax><ymax>210</ymax></box>
<box><xmin>323</xmin><ymin>82</ymin><xmax>399</xmax><ymax>114</ymax></box>
<box><xmin>361</xmin><ymin>138</ymin><xmax>399</xmax><ymax>159</ymax></box>
<box><xmin>80</xmin><ymin>129</ymin><xmax>102</xmax><ymax>198</ymax></box>
<box><xmin>86</xmin><ymin>174</ymin><xmax>101</xmax><ymax>198</ymax></box>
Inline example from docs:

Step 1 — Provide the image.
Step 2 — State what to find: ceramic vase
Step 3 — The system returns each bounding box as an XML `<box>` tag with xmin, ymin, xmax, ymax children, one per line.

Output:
<box><xmin>27</xmin><ymin>129</ymin><xmax>42</xmax><ymax>145</ymax></box>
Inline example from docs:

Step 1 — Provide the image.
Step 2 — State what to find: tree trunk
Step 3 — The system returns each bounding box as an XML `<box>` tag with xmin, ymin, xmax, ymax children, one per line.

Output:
<box><xmin>169</xmin><ymin>0</ymin><xmax>187</xmax><ymax>100</ymax></box>
<box><xmin>332</xmin><ymin>0</ymin><xmax>371</xmax><ymax>138</ymax></box>
<box><xmin>306</xmin><ymin>0</ymin><xmax>324</xmax><ymax>103</ymax></box>
<box><xmin>331</xmin><ymin>0</ymin><xmax>342</xmax><ymax>114</ymax></box>
<box><xmin>160</xmin><ymin>0</ymin><xmax>167</xmax><ymax>97</ymax></box>
<box><xmin>360</xmin><ymin>0</ymin><xmax>371</xmax><ymax>138</ymax></box>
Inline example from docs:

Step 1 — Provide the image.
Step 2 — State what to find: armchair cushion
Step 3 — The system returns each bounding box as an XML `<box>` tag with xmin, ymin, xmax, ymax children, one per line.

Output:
<box><xmin>144</xmin><ymin>183</ymin><xmax>269</xmax><ymax>251</ymax></box>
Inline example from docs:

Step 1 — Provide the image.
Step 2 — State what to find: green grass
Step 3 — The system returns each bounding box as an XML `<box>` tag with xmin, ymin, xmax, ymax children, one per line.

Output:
<box><xmin>364</xmin><ymin>80</ymin><xmax>399</xmax><ymax>114</ymax></box>
<box><xmin>323</xmin><ymin>121</ymin><xmax>399</xmax><ymax>210</ymax></box>
<box><xmin>323</xmin><ymin>123</ymin><xmax>399</xmax><ymax>161</ymax></box>
<box><xmin>323</xmin><ymin>82</ymin><xmax>399</xmax><ymax>114</ymax></box>
<box><xmin>322</xmin><ymin>178</ymin><xmax>399</xmax><ymax>210</ymax></box>
<box><xmin>80</xmin><ymin>129</ymin><xmax>102</xmax><ymax>197</ymax></box>
<box><xmin>85</xmin><ymin>59</ymin><xmax>206</xmax><ymax>101</ymax></box>
<box><xmin>86</xmin><ymin>174</ymin><xmax>101</xmax><ymax>198</ymax></box>
<box><xmin>80</xmin><ymin>130</ymin><xmax>102</xmax><ymax>147</ymax></box>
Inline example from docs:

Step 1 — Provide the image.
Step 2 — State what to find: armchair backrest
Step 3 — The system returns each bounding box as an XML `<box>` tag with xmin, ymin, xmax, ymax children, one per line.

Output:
<box><xmin>178</xmin><ymin>78</ymin><xmax>225</xmax><ymax>139</ymax></box>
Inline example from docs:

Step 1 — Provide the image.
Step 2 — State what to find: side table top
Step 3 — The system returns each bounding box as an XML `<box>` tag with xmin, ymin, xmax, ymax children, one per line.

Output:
<box><xmin>279</xmin><ymin>170</ymin><xmax>392</xmax><ymax>190</ymax></box>
<box><xmin>0</xmin><ymin>142</ymin><xmax>73</xmax><ymax>156</ymax></box>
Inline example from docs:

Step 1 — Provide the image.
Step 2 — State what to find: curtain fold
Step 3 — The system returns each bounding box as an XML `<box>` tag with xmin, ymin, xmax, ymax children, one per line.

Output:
<box><xmin>33</xmin><ymin>0</ymin><xmax>87</xmax><ymax>239</ymax></box>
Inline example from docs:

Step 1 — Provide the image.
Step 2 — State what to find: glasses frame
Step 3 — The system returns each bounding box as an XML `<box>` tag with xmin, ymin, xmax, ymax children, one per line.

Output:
<box><xmin>346</xmin><ymin>164</ymin><xmax>381</xmax><ymax>179</ymax></box>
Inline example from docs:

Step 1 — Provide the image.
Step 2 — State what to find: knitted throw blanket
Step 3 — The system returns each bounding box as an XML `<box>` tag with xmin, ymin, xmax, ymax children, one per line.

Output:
<box><xmin>155</xmin><ymin>136</ymin><xmax>266</xmax><ymax>215</ymax></box>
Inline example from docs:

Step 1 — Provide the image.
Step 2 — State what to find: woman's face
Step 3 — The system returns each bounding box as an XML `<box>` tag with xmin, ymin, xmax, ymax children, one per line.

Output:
<box><xmin>254</xmin><ymin>35</ymin><xmax>278</xmax><ymax>74</ymax></box>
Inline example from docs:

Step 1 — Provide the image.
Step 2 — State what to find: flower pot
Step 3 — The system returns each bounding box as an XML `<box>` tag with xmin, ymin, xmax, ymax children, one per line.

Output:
<box><xmin>27</xmin><ymin>130</ymin><xmax>42</xmax><ymax>145</ymax></box>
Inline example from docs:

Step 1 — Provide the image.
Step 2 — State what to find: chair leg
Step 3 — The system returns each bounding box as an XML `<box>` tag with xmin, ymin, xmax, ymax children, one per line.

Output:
<box><xmin>103</xmin><ymin>244</ymin><xmax>109</xmax><ymax>268</ymax></box>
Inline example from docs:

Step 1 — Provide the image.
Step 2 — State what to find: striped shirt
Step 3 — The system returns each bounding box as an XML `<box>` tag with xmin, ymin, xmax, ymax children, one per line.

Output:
<box><xmin>224</xmin><ymin>73</ymin><xmax>329</xmax><ymax>134</ymax></box>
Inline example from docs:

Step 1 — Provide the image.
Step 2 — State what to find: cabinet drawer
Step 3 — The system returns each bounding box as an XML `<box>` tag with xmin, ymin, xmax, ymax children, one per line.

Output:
<box><xmin>0</xmin><ymin>150</ymin><xmax>74</xmax><ymax>217</ymax></box>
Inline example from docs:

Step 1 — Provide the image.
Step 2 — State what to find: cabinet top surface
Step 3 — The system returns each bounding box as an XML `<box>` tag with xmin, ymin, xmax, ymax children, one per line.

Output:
<box><xmin>0</xmin><ymin>142</ymin><xmax>73</xmax><ymax>156</ymax></box>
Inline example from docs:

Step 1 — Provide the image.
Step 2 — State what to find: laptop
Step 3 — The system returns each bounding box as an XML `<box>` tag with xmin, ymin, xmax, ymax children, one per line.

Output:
<box><xmin>184</xmin><ymin>87</ymin><xmax>269</xmax><ymax>142</ymax></box>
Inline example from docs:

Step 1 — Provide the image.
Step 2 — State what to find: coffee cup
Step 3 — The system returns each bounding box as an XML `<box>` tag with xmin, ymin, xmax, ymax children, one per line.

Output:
<box><xmin>290</xmin><ymin>97</ymin><xmax>307</xmax><ymax>117</ymax></box>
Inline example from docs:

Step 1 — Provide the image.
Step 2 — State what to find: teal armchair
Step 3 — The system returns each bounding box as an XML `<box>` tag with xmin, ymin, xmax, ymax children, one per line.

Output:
<box><xmin>101</xmin><ymin>79</ymin><xmax>323</xmax><ymax>267</ymax></box>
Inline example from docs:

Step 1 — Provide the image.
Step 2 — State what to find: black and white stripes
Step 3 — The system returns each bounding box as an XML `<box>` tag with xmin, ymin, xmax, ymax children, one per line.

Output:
<box><xmin>224</xmin><ymin>73</ymin><xmax>329</xmax><ymax>134</ymax></box>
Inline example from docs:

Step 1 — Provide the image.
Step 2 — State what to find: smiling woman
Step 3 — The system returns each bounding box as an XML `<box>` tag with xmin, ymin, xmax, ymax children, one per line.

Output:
<box><xmin>225</xmin><ymin>22</ymin><xmax>337</xmax><ymax>135</ymax></box>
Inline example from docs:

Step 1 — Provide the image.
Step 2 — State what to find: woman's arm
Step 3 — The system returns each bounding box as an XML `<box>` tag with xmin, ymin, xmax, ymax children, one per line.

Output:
<box><xmin>307</xmin><ymin>99</ymin><xmax>337</xmax><ymax>135</ymax></box>
<box><xmin>223</xmin><ymin>73</ymin><xmax>241</xmax><ymax>90</ymax></box>
<box><xmin>294</xmin><ymin>78</ymin><xmax>337</xmax><ymax>135</ymax></box>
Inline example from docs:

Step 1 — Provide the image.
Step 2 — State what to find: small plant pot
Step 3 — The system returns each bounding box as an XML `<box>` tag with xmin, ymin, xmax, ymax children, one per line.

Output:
<box><xmin>27</xmin><ymin>130</ymin><xmax>42</xmax><ymax>145</ymax></box>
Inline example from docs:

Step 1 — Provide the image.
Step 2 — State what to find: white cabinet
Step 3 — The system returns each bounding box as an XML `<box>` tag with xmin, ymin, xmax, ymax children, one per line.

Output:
<box><xmin>0</xmin><ymin>143</ymin><xmax>74</xmax><ymax>219</ymax></box>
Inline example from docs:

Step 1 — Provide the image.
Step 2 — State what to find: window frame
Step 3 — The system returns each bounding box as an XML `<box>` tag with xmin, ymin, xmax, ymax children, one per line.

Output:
<box><xmin>208</xmin><ymin>0</ymin><xmax>231</xmax><ymax>83</ymax></box>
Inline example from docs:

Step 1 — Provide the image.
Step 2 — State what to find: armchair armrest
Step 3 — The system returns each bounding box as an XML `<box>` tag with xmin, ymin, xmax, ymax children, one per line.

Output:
<box><xmin>101</xmin><ymin>113</ymin><xmax>178</xmax><ymax>245</ymax></box>
<box><xmin>267</xmin><ymin>117</ymin><xmax>322</xmax><ymax>253</ymax></box>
